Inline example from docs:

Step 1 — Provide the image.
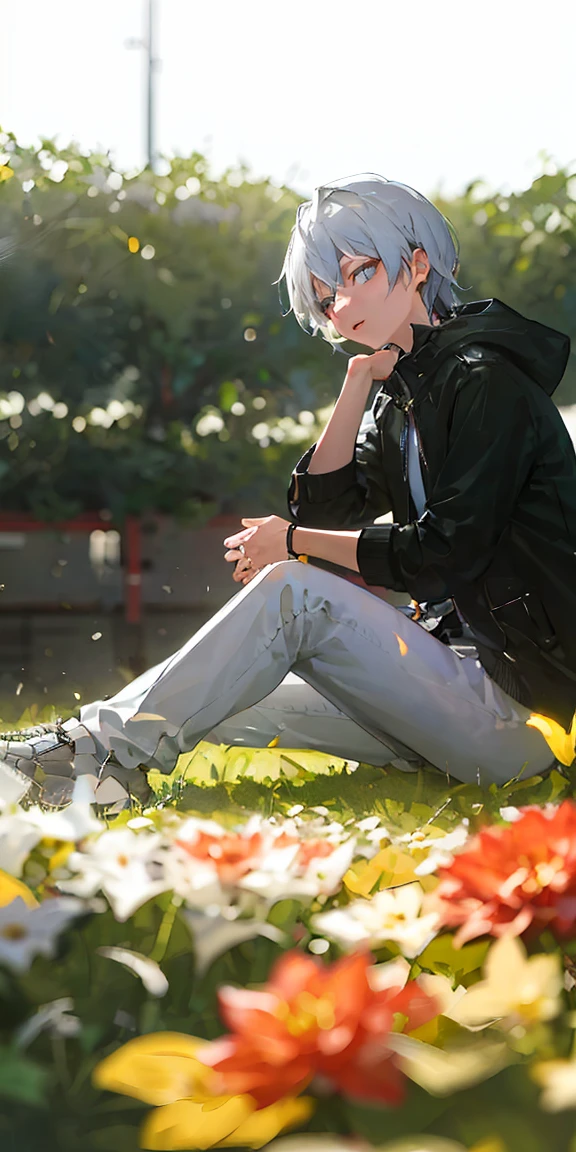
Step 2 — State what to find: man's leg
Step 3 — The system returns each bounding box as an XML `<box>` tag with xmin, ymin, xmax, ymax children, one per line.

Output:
<box><xmin>77</xmin><ymin>560</ymin><xmax>553</xmax><ymax>786</ymax></box>
<box><xmin>203</xmin><ymin>672</ymin><xmax>422</xmax><ymax>770</ymax></box>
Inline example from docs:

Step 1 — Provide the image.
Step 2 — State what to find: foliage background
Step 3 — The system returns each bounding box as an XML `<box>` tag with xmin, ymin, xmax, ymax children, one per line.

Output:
<box><xmin>0</xmin><ymin>134</ymin><xmax>575</xmax><ymax>524</ymax></box>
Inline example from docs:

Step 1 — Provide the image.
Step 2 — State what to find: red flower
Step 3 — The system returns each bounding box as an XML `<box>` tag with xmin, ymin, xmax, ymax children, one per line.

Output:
<box><xmin>274</xmin><ymin>832</ymin><xmax>337</xmax><ymax>869</ymax></box>
<box><xmin>175</xmin><ymin>832</ymin><xmax>263</xmax><ymax>884</ymax></box>
<box><xmin>431</xmin><ymin>801</ymin><xmax>576</xmax><ymax>945</ymax></box>
<box><xmin>197</xmin><ymin>950</ymin><xmax>437</xmax><ymax>1108</ymax></box>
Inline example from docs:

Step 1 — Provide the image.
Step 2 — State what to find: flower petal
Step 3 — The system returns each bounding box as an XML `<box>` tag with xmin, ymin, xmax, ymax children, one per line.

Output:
<box><xmin>93</xmin><ymin>1033</ymin><xmax>210</xmax><ymax>1105</ymax></box>
<box><xmin>140</xmin><ymin>1096</ymin><xmax>254</xmax><ymax>1150</ymax></box>
<box><xmin>219</xmin><ymin>1096</ymin><xmax>315</xmax><ymax>1148</ymax></box>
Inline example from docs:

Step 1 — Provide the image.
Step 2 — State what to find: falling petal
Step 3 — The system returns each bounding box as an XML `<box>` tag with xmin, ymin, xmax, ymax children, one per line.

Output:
<box><xmin>526</xmin><ymin>711</ymin><xmax>576</xmax><ymax>766</ymax></box>
<box><xmin>393</xmin><ymin>633</ymin><xmax>408</xmax><ymax>657</ymax></box>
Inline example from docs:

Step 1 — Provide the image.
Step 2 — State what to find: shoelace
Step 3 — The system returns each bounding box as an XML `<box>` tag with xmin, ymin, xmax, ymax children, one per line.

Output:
<box><xmin>0</xmin><ymin>722</ymin><xmax>72</xmax><ymax>746</ymax></box>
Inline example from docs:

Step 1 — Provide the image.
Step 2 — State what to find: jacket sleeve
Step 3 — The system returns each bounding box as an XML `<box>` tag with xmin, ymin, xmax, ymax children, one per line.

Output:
<box><xmin>287</xmin><ymin>414</ymin><xmax>393</xmax><ymax>529</ymax></box>
<box><xmin>356</xmin><ymin>359</ymin><xmax>537</xmax><ymax>594</ymax></box>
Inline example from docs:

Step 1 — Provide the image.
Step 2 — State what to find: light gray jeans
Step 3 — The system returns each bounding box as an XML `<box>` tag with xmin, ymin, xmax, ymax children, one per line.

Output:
<box><xmin>81</xmin><ymin>560</ymin><xmax>554</xmax><ymax>786</ymax></box>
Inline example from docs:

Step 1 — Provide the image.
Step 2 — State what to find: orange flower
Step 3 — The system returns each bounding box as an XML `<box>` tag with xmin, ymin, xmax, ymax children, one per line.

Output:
<box><xmin>197</xmin><ymin>950</ymin><xmax>437</xmax><ymax>1108</ymax></box>
<box><xmin>431</xmin><ymin>801</ymin><xmax>576</xmax><ymax>945</ymax></box>
<box><xmin>175</xmin><ymin>832</ymin><xmax>263</xmax><ymax>884</ymax></box>
<box><xmin>273</xmin><ymin>832</ymin><xmax>336</xmax><ymax>868</ymax></box>
<box><xmin>296</xmin><ymin>840</ymin><xmax>336</xmax><ymax>869</ymax></box>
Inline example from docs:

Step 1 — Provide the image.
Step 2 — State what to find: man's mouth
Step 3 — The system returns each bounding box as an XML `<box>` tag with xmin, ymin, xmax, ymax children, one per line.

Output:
<box><xmin>352</xmin><ymin>320</ymin><xmax>364</xmax><ymax>331</ymax></box>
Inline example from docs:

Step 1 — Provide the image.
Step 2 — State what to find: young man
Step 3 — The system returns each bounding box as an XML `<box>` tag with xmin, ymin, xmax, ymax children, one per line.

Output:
<box><xmin>2</xmin><ymin>174</ymin><xmax>575</xmax><ymax>803</ymax></box>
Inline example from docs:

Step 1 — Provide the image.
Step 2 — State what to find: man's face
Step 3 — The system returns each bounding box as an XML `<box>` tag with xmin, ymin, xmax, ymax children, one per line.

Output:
<box><xmin>311</xmin><ymin>252</ymin><xmax>420</xmax><ymax>350</ymax></box>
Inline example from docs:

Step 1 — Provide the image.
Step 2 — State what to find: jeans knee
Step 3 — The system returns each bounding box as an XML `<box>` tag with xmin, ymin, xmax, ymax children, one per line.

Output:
<box><xmin>256</xmin><ymin>560</ymin><xmax>311</xmax><ymax>622</ymax></box>
<box><xmin>258</xmin><ymin>559</ymin><xmax>304</xmax><ymax>587</ymax></box>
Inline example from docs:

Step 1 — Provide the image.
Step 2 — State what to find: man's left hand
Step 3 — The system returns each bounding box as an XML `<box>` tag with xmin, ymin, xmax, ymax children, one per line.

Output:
<box><xmin>223</xmin><ymin>516</ymin><xmax>291</xmax><ymax>584</ymax></box>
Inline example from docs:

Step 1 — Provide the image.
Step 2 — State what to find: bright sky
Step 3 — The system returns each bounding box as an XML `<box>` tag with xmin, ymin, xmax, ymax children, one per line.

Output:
<box><xmin>2</xmin><ymin>0</ymin><xmax>575</xmax><ymax>199</ymax></box>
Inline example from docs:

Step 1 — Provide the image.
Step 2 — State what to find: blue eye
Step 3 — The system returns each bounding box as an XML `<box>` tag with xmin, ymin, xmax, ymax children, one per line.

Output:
<box><xmin>352</xmin><ymin>260</ymin><xmax>379</xmax><ymax>285</ymax></box>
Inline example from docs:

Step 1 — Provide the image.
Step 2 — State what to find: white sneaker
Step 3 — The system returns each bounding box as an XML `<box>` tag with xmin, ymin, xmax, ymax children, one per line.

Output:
<box><xmin>0</xmin><ymin>719</ymin><xmax>151</xmax><ymax>807</ymax></box>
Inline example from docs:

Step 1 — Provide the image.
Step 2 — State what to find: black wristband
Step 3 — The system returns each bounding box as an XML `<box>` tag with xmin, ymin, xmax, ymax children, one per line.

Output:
<box><xmin>286</xmin><ymin>523</ymin><xmax>299</xmax><ymax>559</ymax></box>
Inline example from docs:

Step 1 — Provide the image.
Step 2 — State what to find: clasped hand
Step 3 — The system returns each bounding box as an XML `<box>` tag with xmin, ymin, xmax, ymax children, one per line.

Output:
<box><xmin>223</xmin><ymin>515</ymin><xmax>291</xmax><ymax>585</ymax></box>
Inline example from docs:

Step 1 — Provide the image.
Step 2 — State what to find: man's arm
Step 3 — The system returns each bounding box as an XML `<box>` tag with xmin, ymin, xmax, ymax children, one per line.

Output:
<box><xmin>288</xmin><ymin>349</ymin><xmax>398</xmax><ymax>530</ymax></box>
<box><xmin>290</xmin><ymin>526</ymin><xmax>361</xmax><ymax>572</ymax></box>
<box><xmin>306</xmin><ymin>358</ymin><xmax>377</xmax><ymax>474</ymax></box>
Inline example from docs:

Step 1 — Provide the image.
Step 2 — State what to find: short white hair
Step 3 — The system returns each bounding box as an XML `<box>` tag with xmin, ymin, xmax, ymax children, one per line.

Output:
<box><xmin>279</xmin><ymin>172</ymin><xmax>461</xmax><ymax>343</ymax></box>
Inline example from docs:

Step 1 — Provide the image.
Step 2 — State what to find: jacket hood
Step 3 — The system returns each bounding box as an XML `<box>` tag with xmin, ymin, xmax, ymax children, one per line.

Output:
<box><xmin>408</xmin><ymin>298</ymin><xmax>570</xmax><ymax>397</ymax></box>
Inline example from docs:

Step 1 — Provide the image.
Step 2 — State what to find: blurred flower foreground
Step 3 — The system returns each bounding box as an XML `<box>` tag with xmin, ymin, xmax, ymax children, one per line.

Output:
<box><xmin>2</xmin><ymin>738</ymin><xmax>576</xmax><ymax>1152</ymax></box>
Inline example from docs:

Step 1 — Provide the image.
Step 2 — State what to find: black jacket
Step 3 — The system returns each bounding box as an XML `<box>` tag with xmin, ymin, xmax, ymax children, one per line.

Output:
<box><xmin>288</xmin><ymin>299</ymin><xmax>576</xmax><ymax>731</ymax></box>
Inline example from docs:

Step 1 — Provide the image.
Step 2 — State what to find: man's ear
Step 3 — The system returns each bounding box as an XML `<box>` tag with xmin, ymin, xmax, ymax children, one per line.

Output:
<box><xmin>411</xmin><ymin>247</ymin><xmax>431</xmax><ymax>289</ymax></box>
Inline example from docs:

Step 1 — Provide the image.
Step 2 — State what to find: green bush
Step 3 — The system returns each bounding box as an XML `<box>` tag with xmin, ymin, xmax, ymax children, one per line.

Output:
<box><xmin>0</xmin><ymin>136</ymin><xmax>575</xmax><ymax>523</ymax></box>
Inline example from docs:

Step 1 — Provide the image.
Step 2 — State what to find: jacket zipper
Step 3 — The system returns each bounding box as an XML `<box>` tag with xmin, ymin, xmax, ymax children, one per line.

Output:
<box><xmin>414</xmin><ymin>413</ymin><xmax>429</xmax><ymax>473</ymax></box>
<box><xmin>393</xmin><ymin>366</ymin><xmax>429</xmax><ymax>477</ymax></box>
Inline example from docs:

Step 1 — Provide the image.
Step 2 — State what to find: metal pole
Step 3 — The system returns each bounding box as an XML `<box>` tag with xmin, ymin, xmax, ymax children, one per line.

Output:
<box><xmin>146</xmin><ymin>0</ymin><xmax>156</xmax><ymax>170</ymax></box>
<box><xmin>125</xmin><ymin>0</ymin><xmax>160</xmax><ymax>172</ymax></box>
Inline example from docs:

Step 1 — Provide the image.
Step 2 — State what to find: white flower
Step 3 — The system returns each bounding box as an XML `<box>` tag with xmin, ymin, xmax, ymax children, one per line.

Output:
<box><xmin>96</xmin><ymin>947</ymin><xmax>169</xmax><ymax>997</ymax></box>
<box><xmin>239</xmin><ymin>837</ymin><xmax>356</xmax><ymax>903</ymax></box>
<box><xmin>14</xmin><ymin>997</ymin><xmax>80</xmax><ymax>1048</ymax></box>
<box><xmin>533</xmin><ymin>1056</ymin><xmax>576</xmax><ymax>1111</ymax></box>
<box><xmin>312</xmin><ymin>882</ymin><xmax>439</xmax><ymax>958</ymax></box>
<box><xmin>162</xmin><ymin>846</ymin><xmax>227</xmax><ymax>910</ymax></box>
<box><xmin>266</xmin><ymin>1137</ymin><xmax>468</xmax><ymax>1152</ymax></box>
<box><xmin>182</xmin><ymin>908</ymin><xmax>284</xmax><ymax>974</ymax></box>
<box><xmin>449</xmin><ymin>934</ymin><xmax>563</xmax><ymax>1030</ymax></box>
<box><xmin>0</xmin><ymin>896</ymin><xmax>85</xmax><ymax>972</ymax></box>
<box><xmin>356</xmin><ymin>816</ymin><xmax>384</xmax><ymax>834</ymax></box>
<box><xmin>301</xmin><ymin>837</ymin><xmax>357</xmax><ymax>897</ymax></box>
<box><xmin>59</xmin><ymin>828</ymin><xmax>168</xmax><ymax>921</ymax></box>
<box><xmin>500</xmin><ymin>805</ymin><xmax>523</xmax><ymax>823</ymax></box>
<box><xmin>0</xmin><ymin>759</ymin><xmax>32</xmax><ymax>807</ymax></box>
<box><xmin>0</xmin><ymin>808</ymin><xmax>42</xmax><ymax>877</ymax></box>
<box><xmin>175</xmin><ymin>815</ymin><xmax>230</xmax><ymax>842</ymax></box>
<box><xmin>368</xmin><ymin>955</ymin><xmax>411</xmax><ymax>991</ymax></box>
<box><xmin>25</xmin><ymin>783</ymin><xmax>102</xmax><ymax>843</ymax></box>
<box><xmin>412</xmin><ymin>823</ymin><xmax>470</xmax><ymax>876</ymax></box>
<box><xmin>236</xmin><ymin>842</ymin><xmax>302</xmax><ymax>902</ymax></box>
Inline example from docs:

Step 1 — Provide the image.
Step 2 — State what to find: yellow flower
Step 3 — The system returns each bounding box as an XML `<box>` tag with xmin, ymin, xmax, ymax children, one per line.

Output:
<box><xmin>93</xmin><ymin>1032</ymin><xmax>313</xmax><ymax>1150</ymax></box>
<box><xmin>0</xmin><ymin>165</ymin><xmax>14</xmax><ymax>182</ymax></box>
<box><xmin>0</xmin><ymin>869</ymin><xmax>37</xmax><ymax>909</ymax></box>
<box><xmin>344</xmin><ymin>845</ymin><xmax>421</xmax><ymax>896</ymax></box>
<box><xmin>526</xmin><ymin>710</ymin><xmax>576</xmax><ymax>767</ymax></box>
<box><xmin>449</xmin><ymin>934</ymin><xmax>562</xmax><ymax>1030</ymax></box>
<box><xmin>93</xmin><ymin>1032</ymin><xmax>216</xmax><ymax>1105</ymax></box>
<box><xmin>142</xmin><ymin>1095</ymin><xmax>313</xmax><ymax>1150</ymax></box>
<box><xmin>47</xmin><ymin>841</ymin><xmax>74</xmax><ymax>874</ymax></box>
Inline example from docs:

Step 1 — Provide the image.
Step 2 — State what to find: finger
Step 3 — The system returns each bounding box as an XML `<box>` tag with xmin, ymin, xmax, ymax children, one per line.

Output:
<box><xmin>223</xmin><ymin>528</ymin><xmax>256</xmax><ymax>547</ymax></box>
<box><xmin>238</xmin><ymin>555</ymin><xmax>255</xmax><ymax>572</ymax></box>
<box><xmin>241</xmin><ymin>517</ymin><xmax>266</xmax><ymax>525</ymax></box>
<box><xmin>224</xmin><ymin>549</ymin><xmax>244</xmax><ymax>562</ymax></box>
<box><xmin>242</xmin><ymin>569</ymin><xmax>260</xmax><ymax>585</ymax></box>
<box><xmin>232</xmin><ymin>560</ymin><xmax>251</xmax><ymax>581</ymax></box>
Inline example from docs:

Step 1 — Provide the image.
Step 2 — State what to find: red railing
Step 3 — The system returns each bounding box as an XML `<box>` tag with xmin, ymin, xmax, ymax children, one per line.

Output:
<box><xmin>0</xmin><ymin>512</ymin><xmax>142</xmax><ymax>623</ymax></box>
